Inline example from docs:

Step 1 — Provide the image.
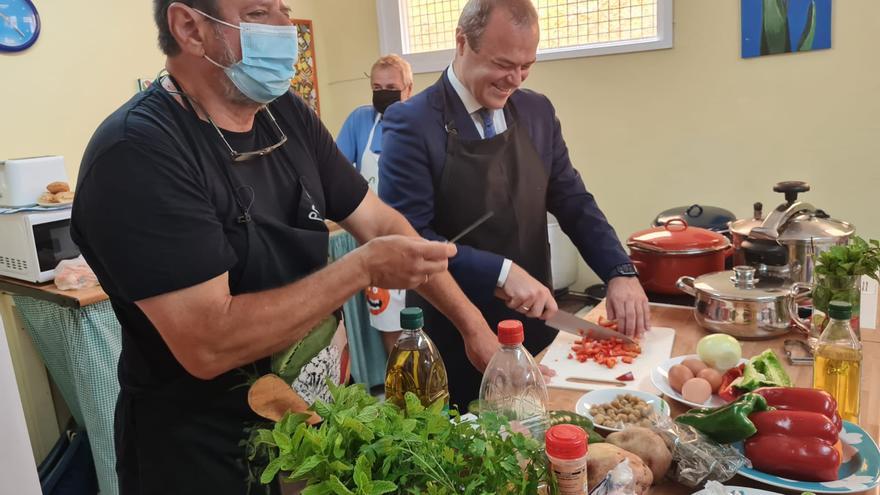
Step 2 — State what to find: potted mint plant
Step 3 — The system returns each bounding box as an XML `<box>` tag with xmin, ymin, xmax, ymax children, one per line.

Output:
<box><xmin>811</xmin><ymin>236</ymin><xmax>880</xmax><ymax>333</ymax></box>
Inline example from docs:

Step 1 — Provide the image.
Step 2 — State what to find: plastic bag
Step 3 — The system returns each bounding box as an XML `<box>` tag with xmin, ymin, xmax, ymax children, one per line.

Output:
<box><xmin>53</xmin><ymin>256</ymin><xmax>99</xmax><ymax>291</ymax></box>
<box><xmin>590</xmin><ymin>459</ymin><xmax>637</xmax><ymax>495</ymax></box>
<box><xmin>651</xmin><ymin>414</ymin><xmax>749</xmax><ymax>488</ymax></box>
<box><xmin>702</xmin><ymin>480</ymin><xmax>729</xmax><ymax>495</ymax></box>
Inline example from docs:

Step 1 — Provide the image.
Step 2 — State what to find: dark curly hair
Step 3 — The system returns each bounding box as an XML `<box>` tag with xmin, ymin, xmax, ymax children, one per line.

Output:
<box><xmin>153</xmin><ymin>0</ymin><xmax>220</xmax><ymax>56</ymax></box>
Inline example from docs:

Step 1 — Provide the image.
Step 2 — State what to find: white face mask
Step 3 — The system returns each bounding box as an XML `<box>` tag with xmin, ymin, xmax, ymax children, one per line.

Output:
<box><xmin>195</xmin><ymin>9</ymin><xmax>299</xmax><ymax>104</ymax></box>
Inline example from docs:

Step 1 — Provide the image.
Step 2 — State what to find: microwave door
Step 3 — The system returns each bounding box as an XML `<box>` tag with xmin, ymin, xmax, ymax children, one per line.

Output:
<box><xmin>32</xmin><ymin>218</ymin><xmax>80</xmax><ymax>277</ymax></box>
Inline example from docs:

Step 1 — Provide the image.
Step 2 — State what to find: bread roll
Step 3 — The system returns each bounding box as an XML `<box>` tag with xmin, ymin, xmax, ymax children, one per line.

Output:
<box><xmin>54</xmin><ymin>191</ymin><xmax>75</xmax><ymax>202</ymax></box>
<box><xmin>47</xmin><ymin>181</ymin><xmax>70</xmax><ymax>194</ymax></box>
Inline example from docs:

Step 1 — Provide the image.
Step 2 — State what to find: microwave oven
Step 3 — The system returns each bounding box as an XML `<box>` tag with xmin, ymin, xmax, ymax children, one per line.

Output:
<box><xmin>0</xmin><ymin>209</ymin><xmax>80</xmax><ymax>283</ymax></box>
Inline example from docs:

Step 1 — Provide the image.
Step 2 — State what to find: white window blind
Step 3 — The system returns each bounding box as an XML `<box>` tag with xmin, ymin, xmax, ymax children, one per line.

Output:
<box><xmin>377</xmin><ymin>0</ymin><xmax>672</xmax><ymax>73</ymax></box>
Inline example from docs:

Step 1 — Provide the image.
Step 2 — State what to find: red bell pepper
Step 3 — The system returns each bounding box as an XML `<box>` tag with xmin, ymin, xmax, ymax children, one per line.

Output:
<box><xmin>744</xmin><ymin>430</ymin><xmax>841</xmax><ymax>482</ymax></box>
<box><xmin>749</xmin><ymin>410</ymin><xmax>839</xmax><ymax>445</ymax></box>
<box><xmin>718</xmin><ymin>363</ymin><xmax>745</xmax><ymax>402</ymax></box>
<box><xmin>753</xmin><ymin>387</ymin><xmax>842</xmax><ymax>431</ymax></box>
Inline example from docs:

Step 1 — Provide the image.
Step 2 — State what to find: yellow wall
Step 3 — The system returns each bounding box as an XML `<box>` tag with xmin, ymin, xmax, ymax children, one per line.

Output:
<box><xmin>299</xmin><ymin>0</ymin><xmax>880</xmax><ymax>287</ymax></box>
<box><xmin>3</xmin><ymin>1</ymin><xmax>877</xmax><ymax>287</ymax></box>
<box><xmin>1</xmin><ymin>2</ymin><xmax>166</xmax><ymax>181</ymax></box>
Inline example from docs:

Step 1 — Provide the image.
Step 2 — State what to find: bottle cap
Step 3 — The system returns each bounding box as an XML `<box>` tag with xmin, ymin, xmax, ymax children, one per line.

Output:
<box><xmin>545</xmin><ymin>424</ymin><xmax>588</xmax><ymax>460</ymax></box>
<box><xmin>400</xmin><ymin>307</ymin><xmax>424</xmax><ymax>330</ymax></box>
<box><xmin>828</xmin><ymin>300</ymin><xmax>852</xmax><ymax>320</ymax></box>
<box><xmin>497</xmin><ymin>320</ymin><xmax>524</xmax><ymax>345</ymax></box>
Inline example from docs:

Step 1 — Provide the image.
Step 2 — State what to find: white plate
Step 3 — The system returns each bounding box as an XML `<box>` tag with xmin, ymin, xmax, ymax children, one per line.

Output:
<box><xmin>732</xmin><ymin>421</ymin><xmax>880</xmax><ymax>494</ymax></box>
<box><xmin>651</xmin><ymin>354</ymin><xmax>747</xmax><ymax>409</ymax></box>
<box><xmin>36</xmin><ymin>200</ymin><xmax>72</xmax><ymax>208</ymax></box>
<box><xmin>691</xmin><ymin>485</ymin><xmax>783</xmax><ymax>495</ymax></box>
<box><xmin>574</xmin><ymin>388</ymin><xmax>669</xmax><ymax>432</ymax></box>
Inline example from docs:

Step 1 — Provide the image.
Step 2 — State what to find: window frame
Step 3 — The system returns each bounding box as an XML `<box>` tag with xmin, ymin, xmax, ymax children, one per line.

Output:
<box><xmin>376</xmin><ymin>0</ymin><xmax>673</xmax><ymax>74</ymax></box>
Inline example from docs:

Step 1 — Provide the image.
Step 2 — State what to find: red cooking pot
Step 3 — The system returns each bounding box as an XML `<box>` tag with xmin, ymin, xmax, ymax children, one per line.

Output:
<box><xmin>627</xmin><ymin>218</ymin><xmax>732</xmax><ymax>295</ymax></box>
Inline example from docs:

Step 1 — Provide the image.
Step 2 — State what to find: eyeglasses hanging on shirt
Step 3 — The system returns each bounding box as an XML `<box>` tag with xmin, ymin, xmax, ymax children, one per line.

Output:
<box><xmin>159</xmin><ymin>73</ymin><xmax>288</xmax><ymax>163</ymax></box>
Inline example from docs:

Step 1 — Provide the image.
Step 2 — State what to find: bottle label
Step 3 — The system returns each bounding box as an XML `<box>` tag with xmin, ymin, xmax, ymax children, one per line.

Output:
<box><xmin>553</xmin><ymin>466</ymin><xmax>588</xmax><ymax>494</ymax></box>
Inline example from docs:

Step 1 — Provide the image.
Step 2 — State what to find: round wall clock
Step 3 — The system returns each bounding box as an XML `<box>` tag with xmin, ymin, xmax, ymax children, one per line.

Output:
<box><xmin>0</xmin><ymin>0</ymin><xmax>41</xmax><ymax>53</ymax></box>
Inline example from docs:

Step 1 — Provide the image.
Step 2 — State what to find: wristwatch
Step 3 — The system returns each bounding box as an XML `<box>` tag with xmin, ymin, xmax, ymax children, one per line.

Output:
<box><xmin>608</xmin><ymin>263</ymin><xmax>639</xmax><ymax>280</ymax></box>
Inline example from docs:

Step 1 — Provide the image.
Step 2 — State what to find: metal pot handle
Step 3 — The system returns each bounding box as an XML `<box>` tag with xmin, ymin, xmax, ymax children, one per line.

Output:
<box><xmin>676</xmin><ymin>276</ymin><xmax>696</xmax><ymax>296</ymax></box>
<box><xmin>664</xmin><ymin>217</ymin><xmax>689</xmax><ymax>231</ymax></box>
<box><xmin>790</xmin><ymin>282</ymin><xmax>813</xmax><ymax>336</ymax></box>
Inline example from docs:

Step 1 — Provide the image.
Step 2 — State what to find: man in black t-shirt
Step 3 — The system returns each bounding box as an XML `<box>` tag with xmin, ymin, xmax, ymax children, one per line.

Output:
<box><xmin>71</xmin><ymin>1</ymin><xmax>500</xmax><ymax>494</ymax></box>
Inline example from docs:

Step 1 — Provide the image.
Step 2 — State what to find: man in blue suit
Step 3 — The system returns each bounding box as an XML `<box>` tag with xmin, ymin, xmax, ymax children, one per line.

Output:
<box><xmin>380</xmin><ymin>0</ymin><xmax>650</xmax><ymax>407</ymax></box>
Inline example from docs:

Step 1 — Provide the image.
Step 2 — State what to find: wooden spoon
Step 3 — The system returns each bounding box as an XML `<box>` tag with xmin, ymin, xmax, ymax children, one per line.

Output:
<box><xmin>247</xmin><ymin>374</ymin><xmax>321</xmax><ymax>425</ymax></box>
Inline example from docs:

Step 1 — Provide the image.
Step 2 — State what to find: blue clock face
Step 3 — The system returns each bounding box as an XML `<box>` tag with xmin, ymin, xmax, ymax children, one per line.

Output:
<box><xmin>0</xmin><ymin>0</ymin><xmax>40</xmax><ymax>52</ymax></box>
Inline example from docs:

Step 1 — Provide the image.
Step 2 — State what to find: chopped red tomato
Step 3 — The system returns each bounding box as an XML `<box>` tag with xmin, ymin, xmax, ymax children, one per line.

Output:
<box><xmin>616</xmin><ymin>371</ymin><xmax>634</xmax><ymax>381</ymax></box>
<box><xmin>568</xmin><ymin>334</ymin><xmax>641</xmax><ymax>369</ymax></box>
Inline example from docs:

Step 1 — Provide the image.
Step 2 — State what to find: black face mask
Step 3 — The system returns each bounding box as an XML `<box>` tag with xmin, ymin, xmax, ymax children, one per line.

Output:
<box><xmin>372</xmin><ymin>89</ymin><xmax>402</xmax><ymax>114</ymax></box>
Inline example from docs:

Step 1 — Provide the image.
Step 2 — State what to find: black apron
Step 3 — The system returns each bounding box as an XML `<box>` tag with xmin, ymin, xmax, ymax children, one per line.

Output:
<box><xmin>407</xmin><ymin>88</ymin><xmax>558</xmax><ymax>409</ymax></box>
<box><xmin>115</xmin><ymin>80</ymin><xmax>330</xmax><ymax>495</ymax></box>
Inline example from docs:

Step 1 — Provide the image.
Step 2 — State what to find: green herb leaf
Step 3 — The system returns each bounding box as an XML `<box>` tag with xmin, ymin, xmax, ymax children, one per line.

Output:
<box><xmin>291</xmin><ymin>454</ymin><xmax>323</xmax><ymax>479</ymax></box>
<box><xmin>368</xmin><ymin>480</ymin><xmax>397</xmax><ymax>495</ymax></box>
<box><xmin>327</xmin><ymin>475</ymin><xmax>356</xmax><ymax>495</ymax></box>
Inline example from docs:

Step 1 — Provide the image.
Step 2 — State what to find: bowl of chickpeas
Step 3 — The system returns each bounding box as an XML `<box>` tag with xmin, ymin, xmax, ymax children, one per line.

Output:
<box><xmin>575</xmin><ymin>389</ymin><xmax>670</xmax><ymax>432</ymax></box>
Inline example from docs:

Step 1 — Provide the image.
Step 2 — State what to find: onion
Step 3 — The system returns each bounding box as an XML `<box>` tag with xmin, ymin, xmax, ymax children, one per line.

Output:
<box><xmin>696</xmin><ymin>334</ymin><xmax>742</xmax><ymax>371</ymax></box>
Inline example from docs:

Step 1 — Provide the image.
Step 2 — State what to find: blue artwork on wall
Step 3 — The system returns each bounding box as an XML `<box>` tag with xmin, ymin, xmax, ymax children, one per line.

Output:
<box><xmin>742</xmin><ymin>0</ymin><xmax>832</xmax><ymax>58</ymax></box>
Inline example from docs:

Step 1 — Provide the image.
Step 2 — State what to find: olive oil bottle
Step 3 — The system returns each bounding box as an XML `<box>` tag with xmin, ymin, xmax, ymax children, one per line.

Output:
<box><xmin>384</xmin><ymin>307</ymin><xmax>449</xmax><ymax>409</ymax></box>
<box><xmin>813</xmin><ymin>301</ymin><xmax>862</xmax><ymax>423</ymax></box>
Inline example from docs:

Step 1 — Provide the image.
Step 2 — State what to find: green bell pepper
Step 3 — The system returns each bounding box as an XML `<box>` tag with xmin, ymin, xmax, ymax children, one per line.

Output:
<box><xmin>732</xmin><ymin>349</ymin><xmax>792</xmax><ymax>391</ymax></box>
<box><xmin>675</xmin><ymin>393</ymin><xmax>771</xmax><ymax>443</ymax></box>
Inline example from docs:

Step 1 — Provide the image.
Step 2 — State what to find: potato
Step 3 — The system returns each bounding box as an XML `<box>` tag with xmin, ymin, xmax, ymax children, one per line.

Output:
<box><xmin>606</xmin><ymin>427</ymin><xmax>672</xmax><ymax>482</ymax></box>
<box><xmin>587</xmin><ymin>443</ymin><xmax>653</xmax><ymax>494</ymax></box>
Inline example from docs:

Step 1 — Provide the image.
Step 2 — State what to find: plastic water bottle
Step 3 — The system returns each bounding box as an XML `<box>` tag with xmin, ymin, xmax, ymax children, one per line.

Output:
<box><xmin>478</xmin><ymin>320</ymin><xmax>549</xmax><ymax>441</ymax></box>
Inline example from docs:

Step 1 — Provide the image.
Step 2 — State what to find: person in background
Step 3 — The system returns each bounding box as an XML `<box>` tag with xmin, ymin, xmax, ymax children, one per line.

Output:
<box><xmin>380</xmin><ymin>0</ymin><xmax>650</xmax><ymax>407</ymax></box>
<box><xmin>337</xmin><ymin>54</ymin><xmax>414</xmax><ymax>353</ymax></box>
<box><xmin>71</xmin><ymin>1</ymin><xmax>498</xmax><ymax>493</ymax></box>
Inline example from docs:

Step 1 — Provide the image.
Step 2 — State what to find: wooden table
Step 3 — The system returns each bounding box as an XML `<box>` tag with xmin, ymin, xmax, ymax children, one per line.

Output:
<box><xmin>0</xmin><ymin>274</ymin><xmax>108</xmax><ymax>308</ymax></box>
<box><xmin>545</xmin><ymin>302</ymin><xmax>879</xmax><ymax>495</ymax></box>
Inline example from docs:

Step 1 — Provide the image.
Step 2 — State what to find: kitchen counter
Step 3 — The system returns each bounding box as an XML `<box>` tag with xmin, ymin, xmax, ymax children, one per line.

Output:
<box><xmin>0</xmin><ymin>275</ymin><xmax>108</xmax><ymax>308</ymax></box>
<box><xmin>545</xmin><ymin>302</ymin><xmax>880</xmax><ymax>495</ymax></box>
<box><xmin>0</xmin><ymin>221</ymin><xmax>348</xmax><ymax>309</ymax></box>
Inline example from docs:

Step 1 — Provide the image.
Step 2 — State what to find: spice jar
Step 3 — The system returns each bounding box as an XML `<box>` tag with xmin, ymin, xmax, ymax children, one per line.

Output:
<box><xmin>545</xmin><ymin>424</ymin><xmax>588</xmax><ymax>495</ymax></box>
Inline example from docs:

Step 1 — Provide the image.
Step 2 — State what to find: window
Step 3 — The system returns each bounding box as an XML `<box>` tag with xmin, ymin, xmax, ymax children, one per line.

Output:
<box><xmin>377</xmin><ymin>0</ymin><xmax>673</xmax><ymax>73</ymax></box>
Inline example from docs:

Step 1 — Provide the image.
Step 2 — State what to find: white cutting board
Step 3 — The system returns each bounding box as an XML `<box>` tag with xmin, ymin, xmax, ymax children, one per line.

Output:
<box><xmin>541</xmin><ymin>326</ymin><xmax>676</xmax><ymax>393</ymax></box>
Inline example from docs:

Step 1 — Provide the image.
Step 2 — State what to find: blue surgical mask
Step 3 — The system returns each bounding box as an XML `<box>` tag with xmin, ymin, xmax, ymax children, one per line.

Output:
<box><xmin>194</xmin><ymin>9</ymin><xmax>299</xmax><ymax>104</ymax></box>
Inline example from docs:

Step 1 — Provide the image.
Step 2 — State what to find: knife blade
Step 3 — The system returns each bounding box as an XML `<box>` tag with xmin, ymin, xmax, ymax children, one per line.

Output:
<box><xmin>449</xmin><ymin>211</ymin><xmax>493</xmax><ymax>243</ymax></box>
<box><xmin>546</xmin><ymin>309</ymin><xmax>636</xmax><ymax>344</ymax></box>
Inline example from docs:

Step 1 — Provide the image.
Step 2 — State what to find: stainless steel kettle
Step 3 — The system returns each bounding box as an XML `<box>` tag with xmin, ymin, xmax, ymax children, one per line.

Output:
<box><xmin>728</xmin><ymin>181</ymin><xmax>855</xmax><ymax>285</ymax></box>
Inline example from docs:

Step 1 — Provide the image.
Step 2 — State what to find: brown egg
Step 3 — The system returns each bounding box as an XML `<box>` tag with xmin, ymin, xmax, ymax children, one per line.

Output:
<box><xmin>682</xmin><ymin>358</ymin><xmax>709</xmax><ymax>375</ymax></box>
<box><xmin>681</xmin><ymin>377</ymin><xmax>713</xmax><ymax>404</ymax></box>
<box><xmin>668</xmin><ymin>364</ymin><xmax>695</xmax><ymax>393</ymax></box>
<box><xmin>697</xmin><ymin>368</ymin><xmax>723</xmax><ymax>393</ymax></box>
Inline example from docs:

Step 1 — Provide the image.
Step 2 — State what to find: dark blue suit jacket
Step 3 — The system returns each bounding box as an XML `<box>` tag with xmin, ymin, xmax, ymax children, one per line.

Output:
<box><xmin>379</xmin><ymin>72</ymin><xmax>630</xmax><ymax>303</ymax></box>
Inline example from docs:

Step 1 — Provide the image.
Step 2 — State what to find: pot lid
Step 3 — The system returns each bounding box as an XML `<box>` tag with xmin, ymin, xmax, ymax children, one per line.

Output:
<box><xmin>729</xmin><ymin>202</ymin><xmax>765</xmax><ymax>236</ymax></box>
<box><xmin>693</xmin><ymin>266</ymin><xmax>792</xmax><ymax>302</ymax></box>
<box><xmin>628</xmin><ymin>218</ymin><xmax>731</xmax><ymax>255</ymax></box>
<box><xmin>746</xmin><ymin>182</ymin><xmax>856</xmax><ymax>242</ymax></box>
<box><xmin>775</xmin><ymin>211</ymin><xmax>855</xmax><ymax>242</ymax></box>
<box><xmin>653</xmin><ymin>204</ymin><xmax>736</xmax><ymax>233</ymax></box>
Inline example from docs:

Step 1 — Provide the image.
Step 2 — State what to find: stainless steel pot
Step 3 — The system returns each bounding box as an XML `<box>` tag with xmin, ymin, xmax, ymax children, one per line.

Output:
<box><xmin>676</xmin><ymin>266</ymin><xmax>811</xmax><ymax>340</ymax></box>
<box><xmin>728</xmin><ymin>181</ymin><xmax>855</xmax><ymax>285</ymax></box>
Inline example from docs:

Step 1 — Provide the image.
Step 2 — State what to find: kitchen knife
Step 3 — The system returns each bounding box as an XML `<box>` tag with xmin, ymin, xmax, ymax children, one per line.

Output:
<box><xmin>546</xmin><ymin>309</ymin><xmax>636</xmax><ymax>345</ymax></box>
<box><xmin>449</xmin><ymin>211</ymin><xmax>494</xmax><ymax>243</ymax></box>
